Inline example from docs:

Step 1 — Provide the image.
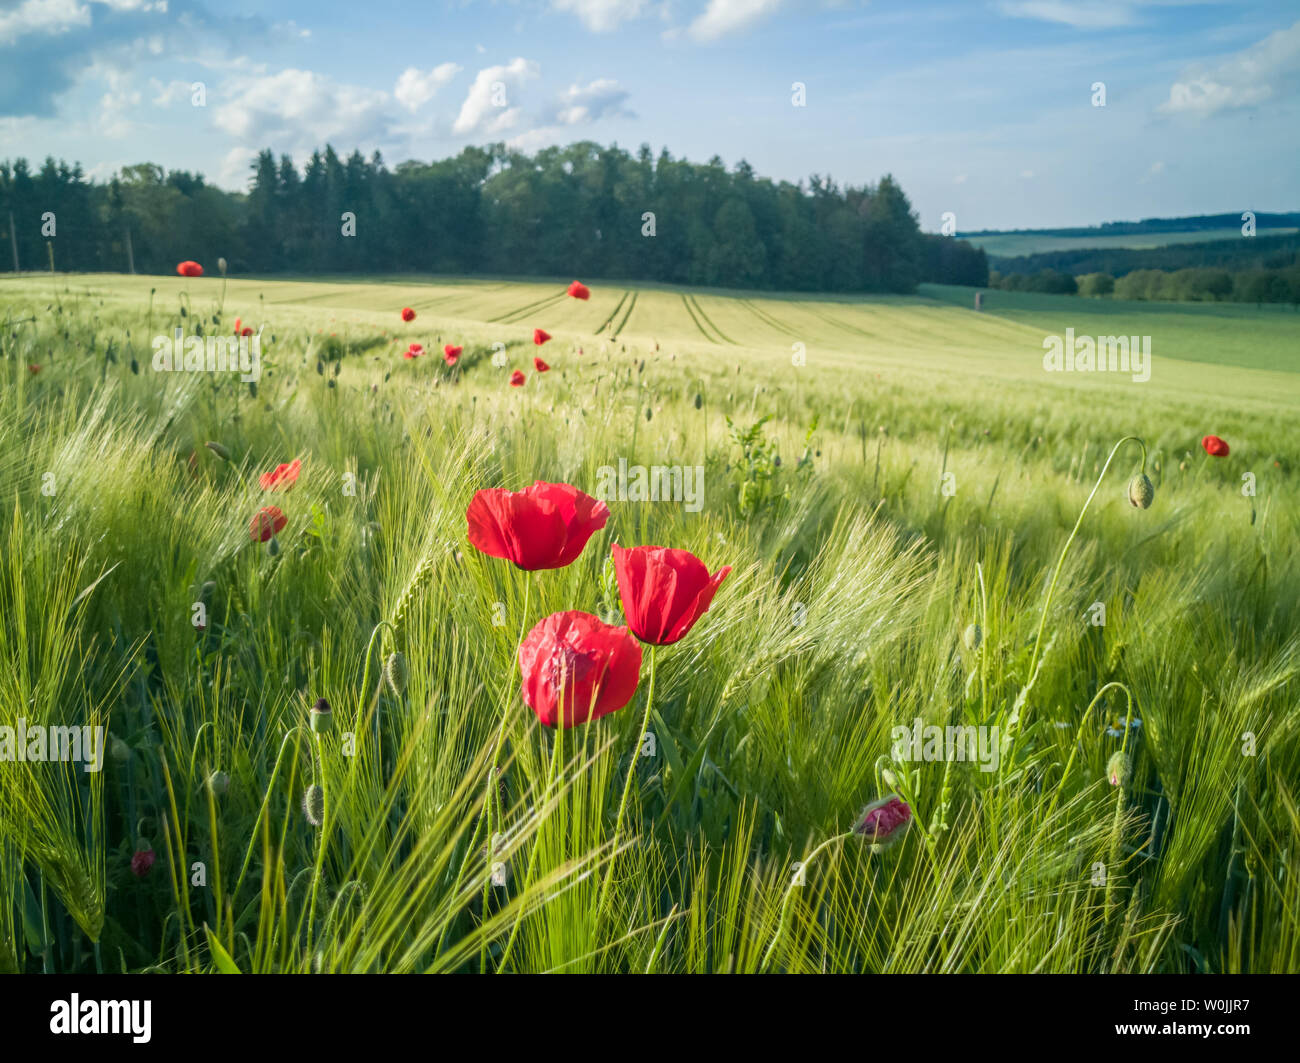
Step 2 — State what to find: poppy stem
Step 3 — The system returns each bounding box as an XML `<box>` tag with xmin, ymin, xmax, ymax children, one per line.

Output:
<box><xmin>497</xmin><ymin>722</ymin><xmax>564</xmax><ymax>970</ymax></box>
<box><xmin>760</xmin><ymin>832</ymin><xmax>852</xmax><ymax>972</ymax></box>
<box><xmin>595</xmin><ymin>643</ymin><xmax>658</xmax><ymax>933</ymax></box>
<box><xmin>479</xmin><ymin>576</ymin><xmax>532</xmax><ymax>971</ymax></box>
<box><xmin>1022</xmin><ymin>435</ymin><xmax>1146</xmax><ymax>732</ymax></box>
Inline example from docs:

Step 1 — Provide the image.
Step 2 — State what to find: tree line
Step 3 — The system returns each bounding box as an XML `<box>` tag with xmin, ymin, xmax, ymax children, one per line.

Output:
<box><xmin>988</xmin><ymin>263</ymin><xmax>1300</xmax><ymax>306</ymax></box>
<box><xmin>0</xmin><ymin>142</ymin><xmax>987</xmax><ymax>293</ymax></box>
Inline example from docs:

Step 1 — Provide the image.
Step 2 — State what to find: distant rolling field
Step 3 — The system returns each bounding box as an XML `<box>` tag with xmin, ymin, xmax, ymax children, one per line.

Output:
<box><xmin>959</xmin><ymin>227</ymin><xmax>1298</xmax><ymax>257</ymax></box>
<box><xmin>10</xmin><ymin>272</ymin><xmax>1295</xmax><ymax>408</ymax></box>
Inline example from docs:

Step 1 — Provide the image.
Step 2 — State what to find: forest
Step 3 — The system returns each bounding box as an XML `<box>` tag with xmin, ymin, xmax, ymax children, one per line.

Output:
<box><xmin>0</xmin><ymin>141</ymin><xmax>988</xmax><ymax>292</ymax></box>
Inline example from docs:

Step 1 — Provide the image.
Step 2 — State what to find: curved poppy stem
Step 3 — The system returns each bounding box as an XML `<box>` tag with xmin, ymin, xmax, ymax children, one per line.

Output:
<box><xmin>595</xmin><ymin>643</ymin><xmax>657</xmax><ymax>933</ymax></box>
<box><xmin>760</xmin><ymin>832</ymin><xmax>853</xmax><ymax>972</ymax></box>
<box><xmin>1025</xmin><ymin>436</ymin><xmax>1146</xmax><ymax>703</ymax></box>
<box><xmin>1044</xmin><ymin>680</ymin><xmax>1133</xmax><ymax>825</ymax></box>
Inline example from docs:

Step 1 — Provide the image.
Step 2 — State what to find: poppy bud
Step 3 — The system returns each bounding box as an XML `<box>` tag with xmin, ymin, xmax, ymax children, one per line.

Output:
<box><xmin>852</xmin><ymin>795</ymin><xmax>912</xmax><ymax>851</ymax></box>
<box><xmin>217</xmin><ymin>257</ymin><xmax>227</xmax><ymax>275</ymax></box>
<box><xmin>206</xmin><ymin>770</ymin><xmax>230</xmax><ymax>798</ymax></box>
<box><xmin>1106</xmin><ymin>751</ymin><xmax>1131</xmax><ymax>788</ymax></box>
<box><xmin>204</xmin><ymin>440</ymin><xmax>231</xmax><ymax>461</ymax></box>
<box><xmin>1127</xmin><ymin>473</ymin><xmax>1154</xmax><ymax>509</ymax></box>
<box><xmin>302</xmin><ymin>785</ymin><xmax>325</xmax><ymax>827</ymax></box>
<box><xmin>963</xmin><ymin>623</ymin><xmax>982</xmax><ymax>651</ymax></box>
<box><xmin>130</xmin><ymin>841</ymin><xmax>155</xmax><ymax>878</ymax></box>
<box><xmin>267</xmin><ymin>536</ymin><xmax>280</xmax><ymax>556</ymax></box>
<box><xmin>694</xmin><ymin>393</ymin><xmax>703</xmax><ymax>409</ymax></box>
<box><xmin>310</xmin><ymin>697</ymin><xmax>332</xmax><ymax>734</ymax></box>
<box><xmin>384</xmin><ymin>651</ymin><xmax>408</xmax><ymax>696</ymax></box>
<box><xmin>109</xmin><ymin>735</ymin><xmax>131</xmax><ymax>763</ymax></box>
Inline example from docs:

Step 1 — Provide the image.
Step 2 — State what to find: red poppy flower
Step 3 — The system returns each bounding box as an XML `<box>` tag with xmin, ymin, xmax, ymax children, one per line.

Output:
<box><xmin>234</xmin><ymin>317</ymin><xmax>242</xmax><ymax>333</ymax></box>
<box><xmin>259</xmin><ymin>459</ymin><xmax>301</xmax><ymax>492</ymax></box>
<box><xmin>444</xmin><ymin>344</ymin><xmax>462</xmax><ymax>365</ymax></box>
<box><xmin>28</xmin><ymin>364</ymin><xmax>40</xmax><ymax>374</ymax></box>
<box><xmin>518</xmin><ymin>611</ymin><xmax>642</xmax><ymax>728</ymax></box>
<box><xmin>1202</xmin><ymin>435</ymin><xmax>1230</xmax><ymax>457</ymax></box>
<box><xmin>240</xmin><ymin>326</ymin><xmax>254</xmax><ymax>338</ymax></box>
<box><xmin>250</xmin><ymin>506</ymin><xmax>287</xmax><ymax>542</ymax></box>
<box><xmin>510</xmin><ymin>369</ymin><xmax>526</xmax><ymax>387</ymax></box>
<box><xmin>176</xmin><ymin>260</ymin><xmax>203</xmax><ymax>277</ymax></box>
<box><xmin>130</xmin><ymin>847</ymin><xmax>156</xmax><ymax>878</ymax></box>
<box><xmin>533</xmin><ymin>356</ymin><xmax>550</xmax><ymax>372</ymax></box>
<box><xmin>612</xmin><ymin>544</ymin><xmax>732</xmax><ymax>645</ymax></box>
<box><xmin>852</xmin><ymin>796</ymin><xmax>911</xmax><ymax>848</ymax></box>
<box><xmin>401</xmin><ymin>307</ymin><xmax>416</xmax><ymax>322</ymax></box>
<box><xmin>533</xmin><ymin>328</ymin><xmax>551</xmax><ymax>345</ymax></box>
<box><xmin>466</xmin><ymin>480</ymin><xmax>609</xmax><ymax>571</ymax></box>
<box><xmin>567</xmin><ymin>280</ymin><xmax>590</xmax><ymax>300</ymax></box>
<box><xmin>404</xmin><ymin>343</ymin><xmax>424</xmax><ymax>360</ymax></box>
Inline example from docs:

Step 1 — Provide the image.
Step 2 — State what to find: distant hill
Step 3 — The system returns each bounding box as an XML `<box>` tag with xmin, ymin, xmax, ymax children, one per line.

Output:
<box><xmin>989</xmin><ymin>232</ymin><xmax>1300</xmax><ymax>278</ymax></box>
<box><xmin>962</xmin><ymin>213</ymin><xmax>1300</xmax><ymax>259</ymax></box>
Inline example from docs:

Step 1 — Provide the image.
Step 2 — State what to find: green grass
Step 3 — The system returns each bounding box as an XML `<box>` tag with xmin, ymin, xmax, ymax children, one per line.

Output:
<box><xmin>1</xmin><ymin>271</ymin><xmax>1297</xmax><ymax>973</ymax></box>
<box><xmin>963</xmin><ymin>227</ymin><xmax>1298</xmax><ymax>257</ymax></box>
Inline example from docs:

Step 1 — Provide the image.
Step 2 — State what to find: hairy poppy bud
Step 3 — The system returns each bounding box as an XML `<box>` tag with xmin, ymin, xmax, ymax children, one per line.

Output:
<box><xmin>384</xmin><ymin>651</ymin><xmax>408</xmax><ymax>696</ymax></box>
<box><xmin>131</xmin><ymin>841</ymin><xmax>155</xmax><ymax>878</ymax></box>
<box><xmin>204</xmin><ymin>440</ymin><xmax>231</xmax><ymax>461</ymax></box>
<box><xmin>853</xmin><ymin>795</ymin><xmax>912</xmax><ymax>851</ymax></box>
<box><xmin>310</xmin><ymin>697</ymin><xmax>333</xmax><ymax>735</ymax></box>
<box><xmin>206</xmin><ymin>770</ymin><xmax>230</xmax><ymax>798</ymax></box>
<box><xmin>694</xmin><ymin>393</ymin><xmax>703</xmax><ymax>409</ymax></box>
<box><xmin>302</xmin><ymin>785</ymin><xmax>325</xmax><ymax>827</ymax></box>
<box><xmin>963</xmin><ymin>623</ymin><xmax>982</xmax><ymax>651</ymax></box>
<box><xmin>1107</xmin><ymin>751</ymin><xmax>1131</xmax><ymax>788</ymax></box>
<box><xmin>1127</xmin><ymin>473</ymin><xmax>1154</xmax><ymax>509</ymax></box>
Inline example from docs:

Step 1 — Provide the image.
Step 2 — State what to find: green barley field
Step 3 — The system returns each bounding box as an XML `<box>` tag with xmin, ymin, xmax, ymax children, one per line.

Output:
<box><xmin>1</xmin><ymin>271</ymin><xmax>1297</xmax><ymax>974</ymax></box>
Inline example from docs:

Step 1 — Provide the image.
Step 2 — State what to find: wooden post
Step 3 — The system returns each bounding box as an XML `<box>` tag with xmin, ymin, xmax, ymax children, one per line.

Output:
<box><xmin>7</xmin><ymin>212</ymin><xmax>17</xmax><ymax>273</ymax></box>
<box><xmin>125</xmin><ymin>228</ymin><xmax>135</xmax><ymax>274</ymax></box>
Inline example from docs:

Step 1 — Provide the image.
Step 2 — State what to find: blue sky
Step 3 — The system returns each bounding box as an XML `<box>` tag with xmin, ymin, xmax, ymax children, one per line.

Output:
<box><xmin>1</xmin><ymin>0</ymin><xmax>1297</xmax><ymax>230</ymax></box>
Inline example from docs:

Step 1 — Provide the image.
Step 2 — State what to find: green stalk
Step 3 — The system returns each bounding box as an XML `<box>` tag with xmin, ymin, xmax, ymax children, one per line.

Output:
<box><xmin>497</xmin><ymin>719</ymin><xmax>565</xmax><ymax>970</ymax></box>
<box><xmin>1024</xmin><ymin>436</ymin><xmax>1147</xmax><ymax>709</ymax></box>
<box><xmin>759</xmin><ymin>832</ymin><xmax>852</xmax><ymax>972</ymax></box>
<box><xmin>595</xmin><ymin>643</ymin><xmax>657</xmax><ymax>931</ymax></box>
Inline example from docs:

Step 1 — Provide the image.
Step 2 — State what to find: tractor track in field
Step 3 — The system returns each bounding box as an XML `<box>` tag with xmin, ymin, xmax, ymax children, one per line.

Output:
<box><xmin>489</xmin><ymin>289</ymin><xmax>568</xmax><ymax>324</ymax></box>
<box><xmin>802</xmin><ymin>304</ymin><xmax>883</xmax><ymax>341</ymax></box>
<box><xmin>680</xmin><ymin>293</ymin><xmax>715</xmax><ymax>342</ymax></box>
<box><xmin>595</xmin><ymin>290</ymin><xmax>631</xmax><ymax>335</ymax></box>
<box><xmin>611</xmin><ymin>291</ymin><xmax>638</xmax><ymax>337</ymax></box>
<box><xmin>686</xmin><ymin>294</ymin><xmax>737</xmax><ymax>344</ymax></box>
<box><xmin>740</xmin><ymin>298</ymin><xmax>801</xmax><ymax>337</ymax></box>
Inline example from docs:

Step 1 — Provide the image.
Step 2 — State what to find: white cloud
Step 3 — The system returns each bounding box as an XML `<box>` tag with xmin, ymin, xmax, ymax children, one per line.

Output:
<box><xmin>551</xmin><ymin>0</ymin><xmax>647</xmax><ymax>33</ymax></box>
<box><xmin>0</xmin><ymin>0</ymin><xmax>92</xmax><ymax>42</ymax></box>
<box><xmin>93</xmin><ymin>64</ymin><xmax>140</xmax><ymax>137</ymax></box>
<box><xmin>452</xmin><ymin>57</ymin><xmax>539</xmax><ymax>136</ymax></box>
<box><xmin>394</xmin><ymin>62</ymin><xmax>462</xmax><ymax>112</ymax></box>
<box><xmin>995</xmin><ymin>1</ymin><xmax>1139</xmax><ymax>29</ymax></box>
<box><xmin>0</xmin><ymin>0</ymin><xmax>169</xmax><ymax>44</ymax></box>
<box><xmin>552</xmin><ymin>77</ymin><xmax>632</xmax><ymax>124</ymax></box>
<box><xmin>1158</xmin><ymin>20</ymin><xmax>1300</xmax><ymax>117</ymax></box>
<box><xmin>218</xmin><ymin>145</ymin><xmax>258</xmax><ymax>189</ymax></box>
<box><xmin>214</xmin><ymin>69</ymin><xmax>392</xmax><ymax>150</ymax></box>
<box><xmin>687</xmin><ymin>0</ymin><xmax>784</xmax><ymax>42</ymax></box>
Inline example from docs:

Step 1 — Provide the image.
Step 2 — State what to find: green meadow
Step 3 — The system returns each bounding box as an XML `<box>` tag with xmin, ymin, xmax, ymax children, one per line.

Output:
<box><xmin>1</xmin><ymin>272</ymin><xmax>1297</xmax><ymax>973</ymax></box>
<box><xmin>964</xmin><ymin>227</ymin><xmax>1299</xmax><ymax>258</ymax></box>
